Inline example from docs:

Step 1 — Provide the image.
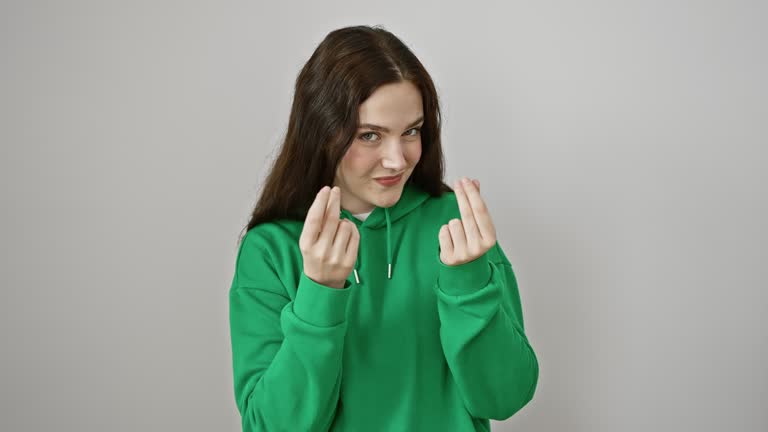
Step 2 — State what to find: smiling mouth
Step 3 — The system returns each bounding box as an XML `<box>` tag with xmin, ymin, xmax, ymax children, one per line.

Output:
<box><xmin>374</xmin><ymin>174</ymin><xmax>403</xmax><ymax>180</ymax></box>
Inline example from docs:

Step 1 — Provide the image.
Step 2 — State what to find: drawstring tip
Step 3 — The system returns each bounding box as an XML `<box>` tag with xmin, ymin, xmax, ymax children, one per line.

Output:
<box><xmin>387</xmin><ymin>263</ymin><xmax>392</xmax><ymax>279</ymax></box>
<box><xmin>353</xmin><ymin>269</ymin><xmax>360</xmax><ymax>284</ymax></box>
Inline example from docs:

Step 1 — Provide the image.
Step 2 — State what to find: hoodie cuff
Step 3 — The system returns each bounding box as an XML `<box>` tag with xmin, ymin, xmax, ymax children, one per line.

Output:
<box><xmin>293</xmin><ymin>272</ymin><xmax>351</xmax><ymax>327</ymax></box>
<box><xmin>436</xmin><ymin>250</ymin><xmax>493</xmax><ymax>296</ymax></box>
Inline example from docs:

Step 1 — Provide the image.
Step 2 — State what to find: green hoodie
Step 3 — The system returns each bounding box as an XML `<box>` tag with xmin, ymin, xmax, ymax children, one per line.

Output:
<box><xmin>229</xmin><ymin>181</ymin><xmax>539</xmax><ymax>431</ymax></box>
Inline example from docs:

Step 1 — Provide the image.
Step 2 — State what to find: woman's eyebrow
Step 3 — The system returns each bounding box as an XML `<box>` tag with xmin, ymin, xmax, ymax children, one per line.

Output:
<box><xmin>358</xmin><ymin>116</ymin><xmax>424</xmax><ymax>133</ymax></box>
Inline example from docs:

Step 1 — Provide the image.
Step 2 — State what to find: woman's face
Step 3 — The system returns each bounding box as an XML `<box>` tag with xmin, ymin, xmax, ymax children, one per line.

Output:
<box><xmin>333</xmin><ymin>80</ymin><xmax>424</xmax><ymax>214</ymax></box>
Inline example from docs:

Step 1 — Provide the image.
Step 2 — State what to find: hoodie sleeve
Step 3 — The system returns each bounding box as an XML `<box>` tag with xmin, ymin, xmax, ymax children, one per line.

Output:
<box><xmin>434</xmin><ymin>240</ymin><xmax>539</xmax><ymax>420</ymax></box>
<box><xmin>229</xmin><ymin>231</ymin><xmax>351</xmax><ymax>432</ymax></box>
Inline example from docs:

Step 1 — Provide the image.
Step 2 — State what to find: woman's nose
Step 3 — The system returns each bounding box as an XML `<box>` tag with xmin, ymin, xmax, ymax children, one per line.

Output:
<box><xmin>381</xmin><ymin>141</ymin><xmax>407</xmax><ymax>170</ymax></box>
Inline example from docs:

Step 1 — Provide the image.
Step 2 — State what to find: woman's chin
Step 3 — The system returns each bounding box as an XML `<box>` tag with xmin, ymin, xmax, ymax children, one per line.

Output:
<box><xmin>370</xmin><ymin>187</ymin><xmax>403</xmax><ymax>208</ymax></box>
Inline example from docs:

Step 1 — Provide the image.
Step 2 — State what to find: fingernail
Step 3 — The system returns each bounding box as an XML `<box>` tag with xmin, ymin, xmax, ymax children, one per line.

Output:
<box><xmin>462</xmin><ymin>177</ymin><xmax>470</xmax><ymax>184</ymax></box>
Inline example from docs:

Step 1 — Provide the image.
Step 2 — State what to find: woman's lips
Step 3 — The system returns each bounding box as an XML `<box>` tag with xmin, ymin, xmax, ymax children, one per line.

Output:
<box><xmin>374</xmin><ymin>174</ymin><xmax>402</xmax><ymax>186</ymax></box>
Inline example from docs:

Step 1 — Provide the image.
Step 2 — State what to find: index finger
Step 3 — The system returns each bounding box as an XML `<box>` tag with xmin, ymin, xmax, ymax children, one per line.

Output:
<box><xmin>300</xmin><ymin>186</ymin><xmax>331</xmax><ymax>244</ymax></box>
<box><xmin>325</xmin><ymin>185</ymin><xmax>341</xmax><ymax>223</ymax></box>
<box><xmin>461</xmin><ymin>180</ymin><xmax>495</xmax><ymax>241</ymax></box>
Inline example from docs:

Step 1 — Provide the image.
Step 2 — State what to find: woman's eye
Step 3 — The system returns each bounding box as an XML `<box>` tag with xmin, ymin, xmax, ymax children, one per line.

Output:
<box><xmin>360</xmin><ymin>132</ymin><xmax>378</xmax><ymax>141</ymax></box>
<box><xmin>405</xmin><ymin>127</ymin><xmax>421</xmax><ymax>136</ymax></box>
<box><xmin>358</xmin><ymin>127</ymin><xmax>421</xmax><ymax>142</ymax></box>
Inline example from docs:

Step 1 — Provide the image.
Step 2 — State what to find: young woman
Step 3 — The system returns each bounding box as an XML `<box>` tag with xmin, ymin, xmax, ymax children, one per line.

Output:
<box><xmin>229</xmin><ymin>25</ymin><xmax>539</xmax><ymax>432</ymax></box>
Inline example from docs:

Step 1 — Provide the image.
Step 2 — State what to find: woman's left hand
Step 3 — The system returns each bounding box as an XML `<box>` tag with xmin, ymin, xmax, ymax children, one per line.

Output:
<box><xmin>439</xmin><ymin>177</ymin><xmax>498</xmax><ymax>266</ymax></box>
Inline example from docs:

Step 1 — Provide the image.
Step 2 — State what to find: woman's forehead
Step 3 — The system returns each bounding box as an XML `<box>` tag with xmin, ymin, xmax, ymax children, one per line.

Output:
<box><xmin>358</xmin><ymin>82</ymin><xmax>423</xmax><ymax>124</ymax></box>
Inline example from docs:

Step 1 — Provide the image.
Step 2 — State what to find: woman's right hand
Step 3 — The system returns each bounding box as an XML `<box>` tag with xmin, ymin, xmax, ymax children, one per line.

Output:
<box><xmin>299</xmin><ymin>186</ymin><xmax>360</xmax><ymax>289</ymax></box>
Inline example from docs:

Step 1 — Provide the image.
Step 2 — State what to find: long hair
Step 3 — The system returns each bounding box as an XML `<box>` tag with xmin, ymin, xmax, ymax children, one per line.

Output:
<box><xmin>239</xmin><ymin>25</ymin><xmax>452</xmax><ymax>245</ymax></box>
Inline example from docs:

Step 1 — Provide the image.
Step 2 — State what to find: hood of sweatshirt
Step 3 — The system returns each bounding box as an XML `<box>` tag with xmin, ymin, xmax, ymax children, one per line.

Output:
<box><xmin>338</xmin><ymin>180</ymin><xmax>430</xmax><ymax>285</ymax></box>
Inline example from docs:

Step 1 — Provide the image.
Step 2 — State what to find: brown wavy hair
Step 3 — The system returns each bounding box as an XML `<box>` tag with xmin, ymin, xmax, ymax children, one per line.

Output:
<box><xmin>239</xmin><ymin>25</ymin><xmax>452</xmax><ymax>245</ymax></box>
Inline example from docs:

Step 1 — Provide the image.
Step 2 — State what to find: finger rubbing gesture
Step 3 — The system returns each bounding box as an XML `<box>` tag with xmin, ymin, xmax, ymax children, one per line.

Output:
<box><xmin>439</xmin><ymin>177</ymin><xmax>497</xmax><ymax>266</ymax></box>
<box><xmin>299</xmin><ymin>186</ymin><xmax>360</xmax><ymax>289</ymax></box>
